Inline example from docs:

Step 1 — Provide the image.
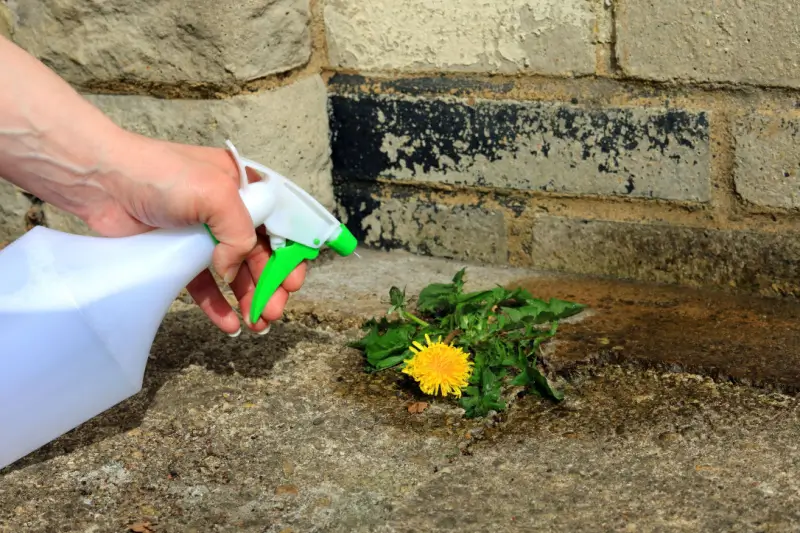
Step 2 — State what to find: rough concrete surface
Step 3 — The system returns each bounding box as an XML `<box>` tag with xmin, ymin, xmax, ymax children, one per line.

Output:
<box><xmin>523</xmin><ymin>215</ymin><xmax>800</xmax><ymax>296</ymax></box>
<box><xmin>3</xmin><ymin>249</ymin><xmax>800</xmax><ymax>532</ymax></box>
<box><xmin>734</xmin><ymin>112</ymin><xmax>800</xmax><ymax>209</ymax></box>
<box><xmin>9</xmin><ymin>0</ymin><xmax>311</xmax><ymax>86</ymax></box>
<box><xmin>328</xmin><ymin>93</ymin><xmax>712</xmax><ymax>203</ymax></box>
<box><xmin>324</xmin><ymin>0</ymin><xmax>596</xmax><ymax>76</ymax></box>
<box><xmin>616</xmin><ymin>0</ymin><xmax>800</xmax><ymax>88</ymax></box>
<box><xmin>86</xmin><ymin>76</ymin><xmax>335</xmax><ymax>212</ymax></box>
<box><xmin>0</xmin><ymin>180</ymin><xmax>31</xmax><ymax>242</ymax></box>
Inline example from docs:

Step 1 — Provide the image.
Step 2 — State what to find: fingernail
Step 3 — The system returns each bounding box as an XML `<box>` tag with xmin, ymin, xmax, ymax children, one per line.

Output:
<box><xmin>223</xmin><ymin>265</ymin><xmax>240</xmax><ymax>284</ymax></box>
<box><xmin>228</xmin><ymin>326</ymin><xmax>242</xmax><ymax>338</ymax></box>
<box><xmin>257</xmin><ymin>323</ymin><xmax>271</xmax><ymax>336</ymax></box>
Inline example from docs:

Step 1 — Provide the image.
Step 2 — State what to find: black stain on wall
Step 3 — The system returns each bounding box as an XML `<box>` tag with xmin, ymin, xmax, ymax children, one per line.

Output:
<box><xmin>328</xmin><ymin>92</ymin><xmax>709</xmax><ymax>190</ymax></box>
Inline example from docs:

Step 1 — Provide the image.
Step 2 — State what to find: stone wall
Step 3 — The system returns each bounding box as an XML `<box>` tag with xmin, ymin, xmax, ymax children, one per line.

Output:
<box><xmin>325</xmin><ymin>0</ymin><xmax>800</xmax><ymax>296</ymax></box>
<box><xmin>0</xmin><ymin>0</ymin><xmax>334</xmax><ymax>242</ymax></box>
<box><xmin>2</xmin><ymin>0</ymin><xmax>800</xmax><ymax>296</ymax></box>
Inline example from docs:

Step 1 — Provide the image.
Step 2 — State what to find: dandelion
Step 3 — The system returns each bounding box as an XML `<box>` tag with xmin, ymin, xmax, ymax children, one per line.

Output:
<box><xmin>402</xmin><ymin>334</ymin><xmax>474</xmax><ymax>398</ymax></box>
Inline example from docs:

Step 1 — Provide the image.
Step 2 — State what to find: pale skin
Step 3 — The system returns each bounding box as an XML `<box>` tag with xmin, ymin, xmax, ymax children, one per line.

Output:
<box><xmin>0</xmin><ymin>35</ymin><xmax>306</xmax><ymax>336</ymax></box>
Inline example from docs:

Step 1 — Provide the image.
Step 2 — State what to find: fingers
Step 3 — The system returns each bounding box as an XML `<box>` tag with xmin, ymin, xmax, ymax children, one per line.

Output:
<box><xmin>261</xmin><ymin>287</ymin><xmax>291</xmax><ymax>322</ymax></box>
<box><xmin>281</xmin><ymin>261</ymin><xmax>307</xmax><ymax>293</ymax></box>
<box><xmin>202</xmin><ymin>180</ymin><xmax>257</xmax><ymax>284</ymax></box>
<box><xmin>186</xmin><ymin>269</ymin><xmax>242</xmax><ymax>336</ymax></box>
<box><xmin>229</xmin><ymin>262</ymin><xmax>271</xmax><ymax>334</ymax></box>
<box><xmin>228</xmin><ymin>237</ymin><xmax>307</xmax><ymax>332</ymax></box>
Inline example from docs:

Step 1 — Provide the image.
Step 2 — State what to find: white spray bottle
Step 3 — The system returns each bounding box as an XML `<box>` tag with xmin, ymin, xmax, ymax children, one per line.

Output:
<box><xmin>0</xmin><ymin>140</ymin><xmax>358</xmax><ymax>470</ymax></box>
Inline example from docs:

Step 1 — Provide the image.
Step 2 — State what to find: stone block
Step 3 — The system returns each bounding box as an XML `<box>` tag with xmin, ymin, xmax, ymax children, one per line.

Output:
<box><xmin>335</xmin><ymin>182</ymin><xmax>508</xmax><ymax>264</ymax></box>
<box><xmin>10</xmin><ymin>0</ymin><xmax>311</xmax><ymax>86</ymax></box>
<box><xmin>324</xmin><ymin>0</ymin><xmax>595</xmax><ymax>76</ymax></box>
<box><xmin>521</xmin><ymin>216</ymin><xmax>800</xmax><ymax>293</ymax></box>
<box><xmin>43</xmin><ymin>204</ymin><xmax>94</xmax><ymax>236</ymax></box>
<box><xmin>616</xmin><ymin>0</ymin><xmax>800</xmax><ymax>88</ymax></box>
<box><xmin>734</xmin><ymin>113</ymin><xmax>800</xmax><ymax>209</ymax></box>
<box><xmin>86</xmin><ymin>76</ymin><xmax>334</xmax><ymax>210</ymax></box>
<box><xmin>0</xmin><ymin>3</ymin><xmax>12</xmax><ymax>39</ymax></box>
<box><xmin>0</xmin><ymin>180</ymin><xmax>32</xmax><ymax>242</ymax></box>
<box><xmin>329</xmin><ymin>92</ymin><xmax>711</xmax><ymax>202</ymax></box>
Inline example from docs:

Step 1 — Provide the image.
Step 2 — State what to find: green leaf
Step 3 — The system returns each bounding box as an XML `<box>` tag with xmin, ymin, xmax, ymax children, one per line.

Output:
<box><xmin>499</xmin><ymin>299</ymin><xmax>585</xmax><ymax>325</ymax></box>
<box><xmin>531</xmin><ymin>370</ymin><xmax>564</xmax><ymax>401</ymax></box>
<box><xmin>416</xmin><ymin>268</ymin><xmax>467</xmax><ymax>314</ymax></box>
<box><xmin>374</xmin><ymin>353</ymin><xmax>411</xmax><ymax>370</ymax></box>
<box><xmin>352</xmin><ymin>318</ymin><xmax>418</xmax><ymax>368</ymax></box>
<box><xmin>389</xmin><ymin>286</ymin><xmax>406</xmax><ymax>309</ymax></box>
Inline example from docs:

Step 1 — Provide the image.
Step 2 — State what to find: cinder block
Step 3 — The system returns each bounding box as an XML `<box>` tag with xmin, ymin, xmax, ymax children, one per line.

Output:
<box><xmin>86</xmin><ymin>76</ymin><xmax>334</xmax><ymax>211</ymax></box>
<box><xmin>335</xmin><ymin>182</ymin><xmax>509</xmax><ymax>264</ymax></box>
<box><xmin>0</xmin><ymin>181</ymin><xmax>32</xmax><ymax>242</ymax></box>
<box><xmin>616</xmin><ymin>0</ymin><xmax>800</xmax><ymax>88</ymax></box>
<box><xmin>324</xmin><ymin>0</ymin><xmax>595</xmax><ymax>76</ymax></box>
<box><xmin>522</xmin><ymin>216</ymin><xmax>800</xmax><ymax>293</ymax></box>
<box><xmin>10</xmin><ymin>0</ymin><xmax>311</xmax><ymax>85</ymax></box>
<box><xmin>329</xmin><ymin>92</ymin><xmax>711</xmax><ymax>203</ymax></box>
<box><xmin>734</xmin><ymin>113</ymin><xmax>800</xmax><ymax>209</ymax></box>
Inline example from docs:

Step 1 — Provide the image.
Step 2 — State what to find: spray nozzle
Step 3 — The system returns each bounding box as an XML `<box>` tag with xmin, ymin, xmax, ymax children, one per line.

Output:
<box><xmin>203</xmin><ymin>140</ymin><xmax>360</xmax><ymax>327</ymax></box>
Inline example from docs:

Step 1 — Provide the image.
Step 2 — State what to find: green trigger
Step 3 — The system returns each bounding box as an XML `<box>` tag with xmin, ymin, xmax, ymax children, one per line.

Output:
<box><xmin>250</xmin><ymin>242</ymin><xmax>319</xmax><ymax>325</ymax></box>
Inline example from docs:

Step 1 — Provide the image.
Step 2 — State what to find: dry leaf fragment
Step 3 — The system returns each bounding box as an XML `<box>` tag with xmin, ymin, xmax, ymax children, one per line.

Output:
<box><xmin>128</xmin><ymin>522</ymin><xmax>154</xmax><ymax>533</ymax></box>
<box><xmin>408</xmin><ymin>401</ymin><xmax>429</xmax><ymax>414</ymax></box>
<box><xmin>275</xmin><ymin>484</ymin><xmax>299</xmax><ymax>496</ymax></box>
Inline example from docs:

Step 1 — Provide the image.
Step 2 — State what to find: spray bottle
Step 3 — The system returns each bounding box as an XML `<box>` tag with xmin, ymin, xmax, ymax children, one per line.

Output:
<box><xmin>0</xmin><ymin>140</ymin><xmax>358</xmax><ymax>470</ymax></box>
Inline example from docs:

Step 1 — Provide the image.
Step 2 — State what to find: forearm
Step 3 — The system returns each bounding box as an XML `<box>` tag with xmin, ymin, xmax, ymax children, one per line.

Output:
<box><xmin>0</xmin><ymin>35</ymin><xmax>134</xmax><ymax>217</ymax></box>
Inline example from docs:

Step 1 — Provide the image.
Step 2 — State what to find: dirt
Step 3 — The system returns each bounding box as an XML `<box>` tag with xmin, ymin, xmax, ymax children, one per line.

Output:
<box><xmin>507</xmin><ymin>275</ymin><xmax>800</xmax><ymax>391</ymax></box>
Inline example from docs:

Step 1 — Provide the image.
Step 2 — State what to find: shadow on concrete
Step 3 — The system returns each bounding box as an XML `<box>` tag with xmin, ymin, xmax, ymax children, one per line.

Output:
<box><xmin>1</xmin><ymin>307</ymin><xmax>332</xmax><ymax>474</ymax></box>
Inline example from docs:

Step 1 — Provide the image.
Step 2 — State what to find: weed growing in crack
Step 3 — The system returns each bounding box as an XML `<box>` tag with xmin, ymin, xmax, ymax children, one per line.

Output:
<box><xmin>349</xmin><ymin>268</ymin><xmax>586</xmax><ymax>418</ymax></box>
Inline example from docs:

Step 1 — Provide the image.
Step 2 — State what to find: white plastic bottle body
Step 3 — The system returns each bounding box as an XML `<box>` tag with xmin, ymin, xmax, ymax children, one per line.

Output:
<box><xmin>0</xmin><ymin>225</ymin><xmax>214</xmax><ymax>470</ymax></box>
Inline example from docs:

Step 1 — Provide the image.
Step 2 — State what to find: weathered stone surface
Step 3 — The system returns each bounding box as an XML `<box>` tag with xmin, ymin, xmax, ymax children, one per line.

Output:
<box><xmin>288</xmin><ymin>248</ymin><xmax>532</xmax><ymax>328</ymax></box>
<box><xmin>386</xmin><ymin>367</ymin><xmax>800</xmax><ymax>532</ymax></box>
<box><xmin>86</xmin><ymin>76</ymin><xmax>335</xmax><ymax>210</ymax></box>
<box><xmin>10</xmin><ymin>0</ymin><xmax>311</xmax><ymax>85</ymax></box>
<box><xmin>324</xmin><ymin>0</ymin><xmax>595</xmax><ymax>76</ymax></box>
<box><xmin>0</xmin><ymin>180</ymin><xmax>31</xmax><ymax>242</ymax></box>
<box><xmin>734</xmin><ymin>112</ymin><xmax>800</xmax><ymax>209</ymax></box>
<box><xmin>335</xmin><ymin>183</ymin><xmax>508</xmax><ymax>263</ymax></box>
<box><xmin>329</xmin><ymin>92</ymin><xmax>711</xmax><ymax>202</ymax></box>
<box><xmin>43</xmin><ymin>204</ymin><xmax>94</xmax><ymax>236</ymax></box>
<box><xmin>522</xmin><ymin>216</ymin><xmax>800</xmax><ymax>294</ymax></box>
<box><xmin>0</xmin><ymin>3</ymin><xmax>12</xmax><ymax>39</ymax></box>
<box><xmin>616</xmin><ymin>0</ymin><xmax>800</xmax><ymax>88</ymax></box>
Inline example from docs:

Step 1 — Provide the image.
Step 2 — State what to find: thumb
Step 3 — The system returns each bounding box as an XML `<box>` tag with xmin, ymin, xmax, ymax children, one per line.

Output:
<box><xmin>202</xmin><ymin>180</ymin><xmax>256</xmax><ymax>283</ymax></box>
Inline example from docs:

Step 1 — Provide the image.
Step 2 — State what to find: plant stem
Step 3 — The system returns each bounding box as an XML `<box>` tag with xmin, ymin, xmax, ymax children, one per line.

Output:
<box><xmin>402</xmin><ymin>310</ymin><xmax>429</xmax><ymax>327</ymax></box>
<box><xmin>443</xmin><ymin>329</ymin><xmax>461</xmax><ymax>345</ymax></box>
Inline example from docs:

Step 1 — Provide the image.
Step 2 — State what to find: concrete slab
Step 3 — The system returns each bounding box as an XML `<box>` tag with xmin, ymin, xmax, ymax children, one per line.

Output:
<box><xmin>2</xmin><ymin>249</ymin><xmax>800</xmax><ymax>532</ymax></box>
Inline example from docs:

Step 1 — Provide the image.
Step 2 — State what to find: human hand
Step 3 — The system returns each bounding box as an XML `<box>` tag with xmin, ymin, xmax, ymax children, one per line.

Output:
<box><xmin>0</xmin><ymin>35</ymin><xmax>304</xmax><ymax>334</ymax></box>
<box><xmin>78</xmin><ymin>131</ymin><xmax>306</xmax><ymax>336</ymax></box>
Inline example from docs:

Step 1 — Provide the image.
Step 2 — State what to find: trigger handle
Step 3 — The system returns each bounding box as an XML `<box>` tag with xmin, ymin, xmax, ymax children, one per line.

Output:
<box><xmin>250</xmin><ymin>242</ymin><xmax>319</xmax><ymax>324</ymax></box>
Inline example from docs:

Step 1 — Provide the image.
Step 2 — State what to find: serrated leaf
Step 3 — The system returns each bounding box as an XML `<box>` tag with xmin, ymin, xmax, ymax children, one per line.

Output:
<box><xmin>355</xmin><ymin>320</ymin><xmax>418</xmax><ymax>367</ymax></box>
<box><xmin>352</xmin><ymin>268</ymin><xmax>582</xmax><ymax>417</ymax></box>
<box><xmin>374</xmin><ymin>353</ymin><xmax>411</xmax><ymax>370</ymax></box>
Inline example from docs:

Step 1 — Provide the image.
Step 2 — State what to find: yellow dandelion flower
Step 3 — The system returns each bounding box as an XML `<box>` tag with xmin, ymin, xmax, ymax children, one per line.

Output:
<box><xmin>402</xmin><ymin>334</ymin><xmax>474</xmax><ymax>398</ymax></box>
